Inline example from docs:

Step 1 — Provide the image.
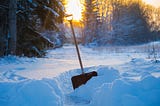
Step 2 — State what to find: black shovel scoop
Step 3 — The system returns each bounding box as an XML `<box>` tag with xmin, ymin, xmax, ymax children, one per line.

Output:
<box><xmin>68</xmin><ymin>17</ymin><xmax>98</xmax><ymax>90</ymax></box>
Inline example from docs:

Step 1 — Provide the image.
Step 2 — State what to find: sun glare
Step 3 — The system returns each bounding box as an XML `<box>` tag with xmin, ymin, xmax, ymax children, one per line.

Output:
<box><xmin>143</xmin><ymin>0</ymin><xmax>160</xmax><ymax>7</ymax></box>
<box><xmin>65</xmin><ymin>0</ymin><xmax>83</xmax><ymax>21</ymax></box>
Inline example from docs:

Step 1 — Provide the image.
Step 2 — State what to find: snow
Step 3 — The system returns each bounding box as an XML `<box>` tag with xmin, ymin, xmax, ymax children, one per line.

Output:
<box><xmin>28</xmin><ymin>0</ymin><xmax>32</xmax><ymax>3</ymax></box>
<box><xmin>44</xmin><ymin>6</ymin><xmax>59</xmax><ymax>17</ymax></box>
<box><xmin>0</xmin><ymin>44</ymin><xmax>160</xmax><ymax>106</ymax></box>
<box><xmin>70</xmin><ymin>65</ymin><xmax>160</xmax><ymax>106</ymax></box>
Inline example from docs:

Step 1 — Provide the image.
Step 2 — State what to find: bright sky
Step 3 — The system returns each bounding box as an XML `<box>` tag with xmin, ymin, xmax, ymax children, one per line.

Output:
<box><xmin>143</xmin><ymin>0</ymin><xmax>160</xmax><ymax>7</ymax></box>
<box><xmin>65</xmin><ymin>0</ymin><xmax>160</xmax><ymax>21</ymax></box>
<box><xmin>65</xmin><ymin>0</ymin><xmax>83</xmax><ymax>21</ymax></box>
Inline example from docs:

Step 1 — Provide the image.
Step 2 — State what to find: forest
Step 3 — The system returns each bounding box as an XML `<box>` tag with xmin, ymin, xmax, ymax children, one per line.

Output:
<box><xmin>0</xmin><ymin>1</ymin><xmax>160</xmax><ymax>105</ymax></box>
<box><xmin>0</xmin><ymin>0</ymin><xmax>160</xmax><ymax>57</ymax></box>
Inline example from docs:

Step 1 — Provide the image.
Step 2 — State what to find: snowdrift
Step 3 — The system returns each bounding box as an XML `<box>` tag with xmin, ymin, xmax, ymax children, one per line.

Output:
<box><xmin>0</xmin><ymin>58</ymin><xmax>160</xmax><ymax>106</ymax></box>
<box><xmin>0</xmin><ymin>80</ymin><xmax>63</xmax><ymax>106</ymax></box>
<box><xmin>69</xmin><ymin>66</ymin><xmax>160</xmax><ymax>106</ymax></box>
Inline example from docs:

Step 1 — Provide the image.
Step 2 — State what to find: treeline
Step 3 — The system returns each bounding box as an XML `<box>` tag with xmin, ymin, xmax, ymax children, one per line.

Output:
<box><xmin>82</xmin><ymin>0</ymin><xmax>160</xmax><ymax>46</ymax></box>
<box><xmin>1</xmin><ymin>0</ymin><xmax>160</xmax><ymax>57</ymax></box>
<box><xmin>0</xmin><ymin>0</ymin><xmax>65</xmax><ymax>57</ymax></box>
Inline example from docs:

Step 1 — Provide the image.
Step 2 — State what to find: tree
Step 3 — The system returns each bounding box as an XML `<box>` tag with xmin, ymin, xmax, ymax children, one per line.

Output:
<box><xmin>1</xmin><ymin>0</ymin><xmax>65</xmax><ymax>57</ymax></box>
<box><xmin>8</xmin><ymin>0</ymin><xmax>17</xmax><ymax>55</ymax></box>
<box><xmin>82</xmin><ymin>0</ymin><xmax>100</xmax><ymax>44</ymax></box>
<box><xmin>83</xmin><ymin>0</ymin><xmax>153</xmax><ymax>45</ymax></box>
<box><xmin>16</xmin><ymin>0</ymin><xmax>65</xmax><ymax>57</ymax></box>
<box><xmin>0</xmin><ymin>0</ymin><xmax>9</xmax><ymax>56</ymax></box>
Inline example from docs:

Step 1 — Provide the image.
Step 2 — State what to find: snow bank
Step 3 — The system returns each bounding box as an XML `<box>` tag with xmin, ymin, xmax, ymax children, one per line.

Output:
<box><xmin>0</xmin><ymin>79</ymin><xmax>63</xmax><ymax>106</ymax></box>
<box><xmin>0</xmin><ymin>60</ymin><xmax>160</xmax><ymax>106</ymax></box>
<box><xmin>0</xmin><ymin>45</ymin><xmax>160</xmax><ymax>106</ymax></box>
<box><xmin>68</xmin><ymin>65</ymin><xmax>160</xmax><ymax>106</ymax></box>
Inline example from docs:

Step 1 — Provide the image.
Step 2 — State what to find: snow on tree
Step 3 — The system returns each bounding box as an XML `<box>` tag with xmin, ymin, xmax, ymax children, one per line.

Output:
<box><xmin>82</xmin><ymin>0</ymin><xmax>100</xmax><ymax>44</ymax></box>
<box><xmin>16</xmin><ymin>0</ymin><xmax>65</xmax><ymax>57</ymax></box>
<box><xmin>0</xmin><ymin>0</ymin><xmax>65</xmax><ymax>57</ymax></box>
<box><xmin>82</xmin><ymin>0</ymin><xmax>157</xmax><ymax>46</ymax></box>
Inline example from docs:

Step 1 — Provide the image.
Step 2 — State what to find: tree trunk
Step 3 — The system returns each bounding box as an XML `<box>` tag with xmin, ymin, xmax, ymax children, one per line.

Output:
<box><xmin>8</xmin><ymin>0</ymin><xmax>17</xmax><ymax>55</ymax></box>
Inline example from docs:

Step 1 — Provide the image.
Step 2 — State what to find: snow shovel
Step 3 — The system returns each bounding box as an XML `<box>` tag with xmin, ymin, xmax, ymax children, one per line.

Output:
<box><xmin>68</xmin><ymin>17</ymin><xmax>98</xmax><ymax>89</ymax></box>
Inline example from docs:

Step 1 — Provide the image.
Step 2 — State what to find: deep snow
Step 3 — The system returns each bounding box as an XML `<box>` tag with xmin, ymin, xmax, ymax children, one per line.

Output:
<box><xmin>0</xmin><ymin>44</ymin><xmax>160</xmax><ymax>106</ymax></box>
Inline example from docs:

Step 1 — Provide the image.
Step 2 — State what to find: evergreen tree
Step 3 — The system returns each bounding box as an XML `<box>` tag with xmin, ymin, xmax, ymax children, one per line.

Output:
<box><xmin>17</xmin><ymin>0</ymin><xmax>64</xmax><ymax>31</ymax></box>
<box><xmin>0</xmin><ymin>0</ymin><xmax>9</xmax><ymax>56</ymax></box>
<box><xmin>8</xmin><ymin>0</ymin><xmax>17</xmax><ymax>55</ymax></box>
<box><xmin>82</xmin><ymin>0</ymin><xmax>100</xmax><ymax>44</ymax></box>
<box><xmin>16</xmin><ymin>0</ymin><xmax>65</xmax><ymax>57</ymax></box>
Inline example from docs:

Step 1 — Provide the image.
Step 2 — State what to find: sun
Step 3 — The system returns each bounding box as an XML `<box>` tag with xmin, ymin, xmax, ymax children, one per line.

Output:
<box><xmin>65</xmin><ymin>0</ymin><xmax>83</xmax><ymax>21</ymax></box>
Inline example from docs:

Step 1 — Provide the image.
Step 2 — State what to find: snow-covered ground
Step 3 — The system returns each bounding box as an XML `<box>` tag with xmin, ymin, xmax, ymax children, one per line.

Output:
<box><xmin>0</xmin><ymin>44</ymin><xmax>160</xmax><ymax>106</ymax></box>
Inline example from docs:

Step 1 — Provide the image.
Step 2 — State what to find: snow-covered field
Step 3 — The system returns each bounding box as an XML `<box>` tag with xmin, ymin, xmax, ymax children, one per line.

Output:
<box><xmin>0</xmin><ymin>44</ymin><xmax>160</xmax><ymax>106</ymax></box>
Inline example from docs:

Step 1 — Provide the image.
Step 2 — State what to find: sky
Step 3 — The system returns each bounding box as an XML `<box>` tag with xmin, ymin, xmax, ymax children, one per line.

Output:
<box><xmin>65</xmin><ymin>0</ymin><xmax>160</xmax><ymax>21</ymax></box>
<box><xmin>143</xmin><ymin>0</ymin><xmax>160</xmax><ymax>7</ymax></box>
<box><xmin>65</xmin><ymin>0</ymin><xmax>82</xmax><ymax>21</ymax></box>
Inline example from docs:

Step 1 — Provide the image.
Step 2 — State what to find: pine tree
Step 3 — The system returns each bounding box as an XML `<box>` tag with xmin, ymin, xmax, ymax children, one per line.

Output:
<box><xmin>16</xmin><ymin>0</ymin><xmax>65</xmax><ymax>57</ymax></box>
<box><xmin>0</xmin><ymin>0</ymin><xmax>9</xmax><ymax>56</ymax></box>
<box><xmin>82</xmin><ymin>0</ymin><xmax>100</xmax><ymax>44</ymax></box>
<box><xmin>8</xmin><ymin>0</ymin><xmax>17</xmax><ymax>55</ymax></box>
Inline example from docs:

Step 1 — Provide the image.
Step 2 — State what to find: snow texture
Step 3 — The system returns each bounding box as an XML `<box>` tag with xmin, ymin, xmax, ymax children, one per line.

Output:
<box><xmin>0</xmin><ymin>44</ymin><xmax>160</xmax><ymax>106</ymax></box>
<box><xmin>44</xmin><ymin>6</ymin><xmax>59</xmax><ymax>17</ymax></box>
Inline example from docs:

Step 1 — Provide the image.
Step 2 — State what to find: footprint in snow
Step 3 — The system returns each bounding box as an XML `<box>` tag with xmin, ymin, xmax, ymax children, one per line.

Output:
<box><xmin>2</xmin><ymin>70</ymin><xmax>27</xmax><ymax>81</ymax></box>
<box><xmin>65</xmin><ymin>95</ymin><xmax>90</xmax><ymax>105</ymax></box>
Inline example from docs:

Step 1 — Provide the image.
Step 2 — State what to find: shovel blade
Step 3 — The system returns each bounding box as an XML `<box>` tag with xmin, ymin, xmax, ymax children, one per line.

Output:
<box><xmin>71</xmin><ymin>71</ymin><xmax>97</xmax><ymax>89</ymax></box>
